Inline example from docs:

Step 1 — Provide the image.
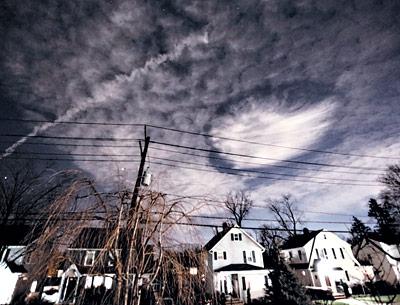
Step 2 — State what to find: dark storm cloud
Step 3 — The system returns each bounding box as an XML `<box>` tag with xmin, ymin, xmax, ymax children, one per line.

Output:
<box><xmin>1</xmin><ymin>0</ymin><xmax>400</xmax><ymax>219</ymax></box>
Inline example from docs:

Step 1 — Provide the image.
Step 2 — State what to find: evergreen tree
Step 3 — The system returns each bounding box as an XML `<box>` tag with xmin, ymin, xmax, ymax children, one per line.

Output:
<box><xmin>266</xmin><ymin>248</ymin><xmax>311</xmax><ymax>305</ymax></box>
<box><xmin>368</xmin><ymin>198</ymin><xmax>400</xmax><ymax>244</ymax></box>
<box><xmin>349</xmin><ymin>216</ymin><xmax>371</xmax><ymax>258</ymax></box>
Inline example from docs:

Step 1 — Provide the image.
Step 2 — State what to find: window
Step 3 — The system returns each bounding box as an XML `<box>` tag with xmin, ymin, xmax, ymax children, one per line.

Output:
<box><xmin>108</xmin><ymin>252</ymin><xmax>115</xmax><ymax>266</ymax></box>
<box><xmin>223</xmin><ymin>251</ymin><xmax>227</xmax><ymax>260</ymax></box>
<box><xmin>298</xmin><ymin>250</ymin><xmax>302</xmax><ymax>260</ymax></box>
<box><xmin>231</xmin><ymin>233</ymin><xmax>243</xmax><ymax>241</ymax></box>
<box><xmin>242</xmin><ymin>277</ymin><xmax>246</xmax><ymax>290</ymax></box>
<box><xmin>243</xmin><ymin>251</ymin><xmax>247</xmax><ymax>263</ymax></box>
<box><xmin>252</xmin><ymin>250</ymin><xmax>256</xmax><ymax>263</ymax></box>
<box><xmin>84</xmin><ymin>251</ymin><xmax>96</xmax><ymax>266</ymax></box>
<box><xmin>323</xmin><ymin>248</ymin><xmax>328</xmax><ymax>259</ymax></box>
<box><xmin>332</xmin><ymin>248</ymin><xmax>337</xmax><ymax>259</ymax></box>
<box><xmin>315</xmin><ymin>249</ymin><xmax>320</xmax><ymax>259</ymax></box>
<box><xmin>1</xmin><ymin>248</ymin><xmax>10</xmax><ymax>262</ymax></box>
<box><xmin>340</xmin><ymin>248</ymin><xmax>345</xmax><ymax>259</ymax></box>
<box><xmin>289</xmin><ymin>251</ymin><xmax>293</xmax><ymax>259</ymax></box>
<box><xmin>264</xmin><ymin>276</ymin><xmax>269</xmax><ymax>287</ymax></box>
<box><xmin>345</xmin><ymin>270</ymin><xmax>350</xmax><ymax>281</ymax></box>
<box><xmin>324</xmin><ymin>234</ymin><xmax>327</xmax><ymax>239</ymax></box>
<box><xmin>214</xmin><ymin>252</ymin><xmax>218</xmax><ymax>260</ymax></box>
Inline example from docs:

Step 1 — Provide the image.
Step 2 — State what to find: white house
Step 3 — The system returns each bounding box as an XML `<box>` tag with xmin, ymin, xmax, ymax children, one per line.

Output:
<box><xmin>0</xmin><ymin>245</ymin><xmax>27</xmax><ymax>304</ymax></box>
<box><xmin>356</xmin><ymin>238</ymin><xmax>400</xmax><ymax>285</ymax></box>
<box><xmin>204</xmin><ymin>225</ymin><xmax>271</xmax><ymax>303</ymax></box>
<box><xmin>280</xmin><ymin>229</ymin><xmax>370</xmax><ymax>296</ymax></box>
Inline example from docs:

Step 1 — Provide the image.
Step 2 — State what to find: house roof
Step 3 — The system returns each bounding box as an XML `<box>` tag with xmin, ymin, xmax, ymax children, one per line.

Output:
<box><xmin>204</xmin><ymin>228</ymin><xmax>231</xmax><ymax>251</ymax></box>
<box><xmin>281</xmin><ymin>229</ymin><xmax>323</xmax><ymax>250</ymax></box>
<box><xmin>214</xmin><ymin>263</ymin><xmax>265</xmax><ymax>272</ymax></box>
<box><xmin>204</xmin><ymin>225</ymin><xmax>264</xmax><ymax>252</ymax></box>
<box><xmin>0</xmin><ymin>225</ymin><xmax>34</xmax><ymax>246</ymax></box>
<box><xmin>6</xmin><ymin>260</ymin><xmax>27</xmax><ymax>273</ymax></box>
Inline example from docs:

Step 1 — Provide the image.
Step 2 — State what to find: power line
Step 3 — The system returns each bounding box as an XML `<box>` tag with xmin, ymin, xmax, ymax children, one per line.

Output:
<box><xmin>4</xmin><ymin>156</ymin><xmax>141</xmax><ymax>163</ymax></box>
<box><xmin>150</xmin><ymin>140</ymin><xmax>385</xmax><ymax>171</ymax></box>
<box><xmin>163</xmin><ymin>193</ymin><xmax>371</xmax><ymax>218</ymax></box>
<box><xmin>147</xmin><ymin>160</ymin><xmax>381</xmax><ymax>186</ymax></box>
<box><xmin>150</xmin><ymin>147</ymin><xmax>384</xmax><ymax>176</ymax></box>
<box><xmin>7</xmin><ymin>210</ymin><xmax>362</xmax><ymax>225</ymax></box>
<box><xmin>4</xmin><ymin>216</ymin><xmax>353</xmax><ymax>234</ymax></box>
<box><xmin>0</xmin><ymin>140</ymin><xmax>138</xmax><ymax>149</ymax></box>
<box><xmin>6</xmin><ymin>151</ymin><xmax>378</xmax><ymax>183</ymax></box>
<box><xmin>146</xmin><ymin>124</ymin><xmax>400</xmax><ymax>160</ymax></box>
<box><xmin>0</xmin><ymin>139</ymin><xmax>382</xmax><ymax>176</ymax></box>
<box><xmin>74</xmin><ymin>191</ymin><xmax>372</xmax><ymax>219</ymax></box>
<box><xmin>2</xmin><ymin>155</ymin><xmax>381</xmax><ymax>186</ymax></box>
<box><xmin>2</xmin><ymin>118</ymin><xmax>398</xmax><ymax>160</ymax></box>
<box><xmin>147</xmin><ymin>155</ymin><xmax>376</xmax><ymax>183</ymax></box>
<box><xmin>0</xmin><ymin>134</ymin><xmax>141</xmax><ymax>142</ymax></box>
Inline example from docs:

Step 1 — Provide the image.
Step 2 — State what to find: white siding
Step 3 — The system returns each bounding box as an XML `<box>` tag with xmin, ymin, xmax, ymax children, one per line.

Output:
<box><xmin>209</xmin><ymin>227</ymin><xmax>264</xmax><ymax>271</ymax></box>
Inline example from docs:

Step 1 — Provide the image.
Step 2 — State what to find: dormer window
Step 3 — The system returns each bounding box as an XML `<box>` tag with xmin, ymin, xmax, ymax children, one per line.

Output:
<box><xmin>84</xmin><ymin>251</ymin><xmax>96</xmax><ymax>266</ymax></box>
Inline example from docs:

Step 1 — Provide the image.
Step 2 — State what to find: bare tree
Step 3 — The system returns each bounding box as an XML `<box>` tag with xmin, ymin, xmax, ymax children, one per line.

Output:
<box><xmin>224</xmin><ymin>190</ymin><xmax>253</xmax><ymax>227</ymax></box>
<box><xmin>259</xmin><ymin>194</ymin><xmax>304</xmax><ymax>251</ymax></box>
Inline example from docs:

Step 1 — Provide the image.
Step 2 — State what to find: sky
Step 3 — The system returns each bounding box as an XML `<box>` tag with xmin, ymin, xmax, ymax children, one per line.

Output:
<box><xmin>1</xmin><ymin>0</ymin><xmax>400</xmax><ymax>238</ymax></box>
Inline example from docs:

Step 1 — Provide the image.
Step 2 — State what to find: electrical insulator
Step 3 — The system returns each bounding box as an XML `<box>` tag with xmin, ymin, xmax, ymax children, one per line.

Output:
<box><xmin>142</xmin><ymin>167</ymin><xmax>152</xmax><ymax>186</ymax></box>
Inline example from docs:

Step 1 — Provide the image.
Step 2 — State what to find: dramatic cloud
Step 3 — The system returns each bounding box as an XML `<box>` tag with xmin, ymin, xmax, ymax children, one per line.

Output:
<box><xmin>1</xmin><ymin>0</ymin><xmax>400</xmax><ymax>235</ymax></box>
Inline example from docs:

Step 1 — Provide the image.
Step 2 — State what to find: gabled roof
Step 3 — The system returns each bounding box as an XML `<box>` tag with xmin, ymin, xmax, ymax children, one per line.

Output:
<box><xmin>204</xmin><ymin>226</ymin><xmax>264</xmax><ymax>252</ymax></box>
<box><xmin>0</xmin><ymin>225</ymin><xmax>34</xmax><ymax>246</ymax></box>
<box><xmin>204</xmin><ymin>228</ymin><xmax>231</xmax><ymax>251</ymax></box>
<box><xmin>215</xmin><ymin>263</ymin><xmax>265</xmax><ymax>272</ymax></box>
<box><xmin>281</xmin><ymin>229</ymin><xmax>323</xmax><ymax>250</ymax></box>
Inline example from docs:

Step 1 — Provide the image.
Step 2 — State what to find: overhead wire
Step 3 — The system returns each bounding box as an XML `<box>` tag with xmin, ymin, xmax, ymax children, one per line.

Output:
<box><xmin>1</xmin><ymin>118</ymin><xmax>398</xmax><ymax>160</ymax></box>
<box><xmin>5</xmin><ymin>150</ymin><xmax>378</xmax><ymax>183</ymax></box>
<box><xmin>150</xmin><ymin>140</ymin><xmax>384</xmax><ymax>171</ymax></box>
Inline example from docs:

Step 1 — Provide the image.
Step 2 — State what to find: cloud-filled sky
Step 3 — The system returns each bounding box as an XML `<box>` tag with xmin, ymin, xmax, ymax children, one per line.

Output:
<box><xmin>1</xmin><ymin>0</ymin><xmax>400</xmax><ymax>237</ymax></box>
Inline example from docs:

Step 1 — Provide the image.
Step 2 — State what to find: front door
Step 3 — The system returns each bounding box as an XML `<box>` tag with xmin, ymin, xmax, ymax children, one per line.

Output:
<box><xmin>231</xmin><ymin>274</ymin><xmax>239</xmax><ymax>298</ymax></box>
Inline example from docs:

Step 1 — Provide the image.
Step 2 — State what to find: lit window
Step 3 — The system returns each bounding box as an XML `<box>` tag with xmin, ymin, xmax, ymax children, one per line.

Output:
<box><xmin>84</xmin><ymin>251</ymin><xmax>96</xmax><ymax>266</ymax></box>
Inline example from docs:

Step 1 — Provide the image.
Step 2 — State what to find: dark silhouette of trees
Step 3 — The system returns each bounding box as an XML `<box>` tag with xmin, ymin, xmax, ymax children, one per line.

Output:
<box><xmin>259</xmin><ymin>194</ymin><xmax>303</xmax><ymax>251</ymax></box>
<box><xmin>224</xmin><ymin>190</ymin><xmax>253</xmax><ymax>227</ymax></box>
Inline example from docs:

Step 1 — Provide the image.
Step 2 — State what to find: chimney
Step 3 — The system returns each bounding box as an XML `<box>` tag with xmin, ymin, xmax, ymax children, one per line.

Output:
<box><xmin>222</xmin><ymin>222</ymin><xmax>229</xmax><ymax>231</ymax></box>
<box><xmin>303</xmin><ymin>227</ymin><xmax>310</xmax><ymax>235</ymax></box>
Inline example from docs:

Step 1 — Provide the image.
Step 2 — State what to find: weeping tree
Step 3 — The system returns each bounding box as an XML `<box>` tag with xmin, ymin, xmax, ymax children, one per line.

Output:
<box><xmin>23</xmin><ymin>175</ymin><xmax>207</xmax><ymax>305</ymax></box>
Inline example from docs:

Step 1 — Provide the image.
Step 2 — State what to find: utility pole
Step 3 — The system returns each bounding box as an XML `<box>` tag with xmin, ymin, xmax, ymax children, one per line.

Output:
<box><xmin>122</xmin><ymin>127</ymin><xmax>151</xmax><ymax>305</ymax></box>
<box><xmin>130</xmin><ymin>135</ymin><xmax>150</xmax><ymax>209</ymax></box>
